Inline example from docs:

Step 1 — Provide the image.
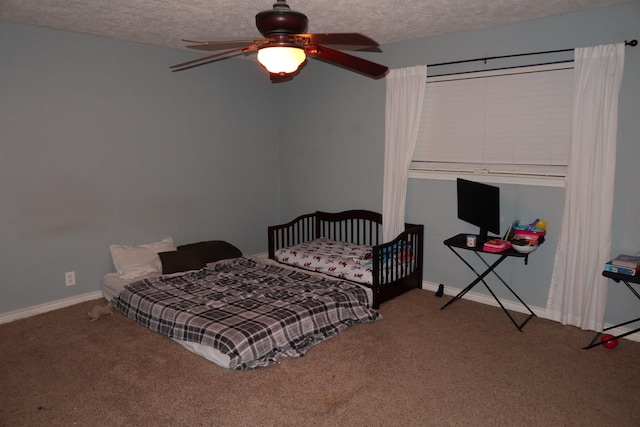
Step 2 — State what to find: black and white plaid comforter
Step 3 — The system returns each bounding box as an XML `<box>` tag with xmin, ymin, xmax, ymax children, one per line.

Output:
<box><xmin>111</xmin><ymin>257</ymin><xmax>380</xmax><ymax>370</ymax></box>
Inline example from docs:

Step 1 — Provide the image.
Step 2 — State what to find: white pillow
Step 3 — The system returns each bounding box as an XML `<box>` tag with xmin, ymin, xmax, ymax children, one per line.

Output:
<box><xmin>109</xmin><ymin>237</ymin><xmax>176</xmax><ymax>279</ymax></box>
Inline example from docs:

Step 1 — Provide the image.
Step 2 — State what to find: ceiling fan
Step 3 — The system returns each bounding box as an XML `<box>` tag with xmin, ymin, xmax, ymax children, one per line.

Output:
<box><xmin>170</xmin><ymin>0</ymin><xmax>389</xmax><ymax>82</ymax></box>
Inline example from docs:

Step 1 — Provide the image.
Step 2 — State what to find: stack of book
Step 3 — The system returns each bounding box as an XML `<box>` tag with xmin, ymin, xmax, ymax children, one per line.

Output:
<box><xmin>604</xmin><ymin>254</ymin><xmax>640</xmax><ymax>276</ymax></box>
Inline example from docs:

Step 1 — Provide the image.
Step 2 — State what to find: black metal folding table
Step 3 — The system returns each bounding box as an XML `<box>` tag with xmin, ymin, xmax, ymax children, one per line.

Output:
<box><xmin>441</xmin><ymin>233</ymin><xmax>537</xmax><ymax>331</ymax></box>
<box><xmin>583</xmin><ymin>270</ymin><xmax>640</xmax><ymax>349</ymax></box>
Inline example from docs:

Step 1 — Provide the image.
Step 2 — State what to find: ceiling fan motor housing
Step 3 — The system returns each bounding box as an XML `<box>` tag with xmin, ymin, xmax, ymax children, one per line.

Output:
<box><xmin>256</xmin><ymin>1</ymin><xmax>308</xmax><ymax>37</ymax></box>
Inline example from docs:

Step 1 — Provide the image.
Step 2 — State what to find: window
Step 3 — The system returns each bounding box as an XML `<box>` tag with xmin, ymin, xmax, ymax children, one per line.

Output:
<box><xmin>410</xmin><ymin>63</ymin><xmax>574</xmax><ymax>187</ymax></box>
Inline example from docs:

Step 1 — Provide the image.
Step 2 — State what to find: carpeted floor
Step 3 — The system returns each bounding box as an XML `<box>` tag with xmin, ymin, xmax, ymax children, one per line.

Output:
<box><xmin>1</xmin><ymin>289</ymin><xmax>639</xmax><ymax>426</ymax></box>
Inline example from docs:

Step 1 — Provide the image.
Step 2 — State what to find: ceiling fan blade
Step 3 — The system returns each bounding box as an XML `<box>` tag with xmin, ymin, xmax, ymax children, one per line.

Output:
<box><xmin>306</xmin><ymin>45</ymin><xmax>388</xmax><ymax>79</ymax></box>
<box><xmin>170</xmin><ymin>46</ymin><xmax>257</xmax><ymax>72</ymax></box>
<box><xmin>295</xmin><ymin>33</ymin><xmax>382</xmax><ymax>52</ymax></box>
<box><xmin>297</xmin><ymin>33</ymin><xmax>380</xmax><ymax>49</ymax></box>
<box><xmin>184</xmin><ymin>39</ymin><xmax>268</xmax><ymax>52</ymax></box>
<box><xmin>332</xmin><ymin>45</ymin><xmax>382</xmax><ymax>53</ymax></box>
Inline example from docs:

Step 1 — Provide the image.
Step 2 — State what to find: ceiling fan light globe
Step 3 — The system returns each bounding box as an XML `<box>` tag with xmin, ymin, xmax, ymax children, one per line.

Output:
<box><xmin>257</xmin><ymin>47</ymin><xmax>306</xmax><ymax>74</ymax></box>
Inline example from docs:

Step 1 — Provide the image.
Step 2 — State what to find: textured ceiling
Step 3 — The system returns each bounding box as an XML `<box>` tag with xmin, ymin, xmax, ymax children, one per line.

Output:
<box><xmin>1</xmin><ymin>0</ymin><xmax>634</xmax><ymax>51</ymax></box>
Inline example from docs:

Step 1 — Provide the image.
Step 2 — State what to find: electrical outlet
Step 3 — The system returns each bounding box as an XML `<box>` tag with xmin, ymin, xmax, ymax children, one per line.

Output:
<box><xmin>65</xmin><ymin>271</ymin><xmax>76</xmax><ymax>286</ymax></box>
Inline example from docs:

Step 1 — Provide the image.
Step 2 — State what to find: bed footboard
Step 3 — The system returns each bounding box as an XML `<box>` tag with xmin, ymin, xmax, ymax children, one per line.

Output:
<box><xmin>371</xmin><ymin>224</ymin><xmax>424</xmax><ymax>308</ymax></box>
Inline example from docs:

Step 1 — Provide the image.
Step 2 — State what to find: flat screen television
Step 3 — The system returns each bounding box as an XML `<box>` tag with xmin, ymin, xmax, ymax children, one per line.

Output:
<box><xmin>457</xmin><ymin>178</ymin><xmax>500</xmax><ymax>243</ymax></box>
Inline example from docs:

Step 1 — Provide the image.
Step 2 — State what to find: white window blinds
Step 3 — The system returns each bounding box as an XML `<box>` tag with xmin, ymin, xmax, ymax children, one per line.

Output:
<box><xmin>411</xmin><ymin>63</ymin><xmax>574</xmax><ymax>180</ymax></box>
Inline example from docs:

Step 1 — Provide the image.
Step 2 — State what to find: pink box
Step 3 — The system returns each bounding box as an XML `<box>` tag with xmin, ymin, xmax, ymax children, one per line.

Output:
<box><xmin>483</xmin><ymin>239</ymin><xmax>512</xmax><ymax>253</ymax></box>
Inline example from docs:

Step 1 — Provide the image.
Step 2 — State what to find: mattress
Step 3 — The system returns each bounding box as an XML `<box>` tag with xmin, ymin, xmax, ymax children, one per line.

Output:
<box><xmin>274</xmin><ymin>237</ymin><xmax>374</xmax><ymax>284</ymax></box>
<box><xmin>101</xmin><ymin>270</ymin><xmax>231</xmax><ymax>368</ymax></box>
<box><xmin>101</xmin><ymin>256</ymin><xmax>373</xmax><ymax>368</ymax></box>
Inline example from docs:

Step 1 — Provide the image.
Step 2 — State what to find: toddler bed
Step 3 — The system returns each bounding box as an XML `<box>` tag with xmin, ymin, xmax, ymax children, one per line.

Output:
<box><xmin>268</xmin><ymin>210</ymin><xmax>424</xmax><ymax>309</ymax></box>
<box><xmin>101</xmin><ymin>238</ymin><xmax>379</xmax><ymax>370</ymax></box>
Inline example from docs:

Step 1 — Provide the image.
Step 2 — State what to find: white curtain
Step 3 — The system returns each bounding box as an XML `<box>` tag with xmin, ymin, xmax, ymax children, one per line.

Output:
<box><xmin>382</xmin><ymin>65</ymin><xmax>427</xmax><ymax>242</ymax></box>
<box><xmin>546</xmin><ymin>43</ymin><xmax>625</xmax><ymax>331</ymax></box>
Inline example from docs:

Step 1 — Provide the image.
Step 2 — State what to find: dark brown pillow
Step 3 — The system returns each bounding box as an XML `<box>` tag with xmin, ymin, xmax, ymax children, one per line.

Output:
<box><xmin>158</xmin><ymin>249</ymin><xmax>207</xmax><ymax>274</ymax></box>
<box><xmin>176</xmin><ymin>240</ymin><xmax>242</xmax><ymax>264</ymax></box>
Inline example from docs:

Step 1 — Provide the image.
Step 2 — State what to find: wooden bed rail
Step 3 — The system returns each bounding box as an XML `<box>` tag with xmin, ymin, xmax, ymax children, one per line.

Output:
<box><xmin>268</xmin><ymin>210</ymin><xmax>418</xmax><ymax>255</ymax></box>
<box><xmin>267</xmin><ymin>210</ymin><xmax>424</xmax><ymax>308</ymax></box>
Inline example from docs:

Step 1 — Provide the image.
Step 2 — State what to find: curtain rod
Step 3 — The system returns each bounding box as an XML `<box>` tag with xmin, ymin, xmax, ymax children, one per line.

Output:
<box><xmin>428</xmin><ymin>39</ymin><xmax>637</xmax><ymax>68</ymax></box>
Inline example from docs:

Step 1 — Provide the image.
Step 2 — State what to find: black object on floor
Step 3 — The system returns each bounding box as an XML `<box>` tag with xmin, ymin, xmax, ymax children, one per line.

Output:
<box><xmin>436</xmin><ymin>284</ymin><xmax>444</xmax><ymax>297</ymax></box>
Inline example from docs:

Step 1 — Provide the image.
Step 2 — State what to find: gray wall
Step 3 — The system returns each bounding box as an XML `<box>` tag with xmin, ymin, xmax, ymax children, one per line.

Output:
<box><xmin>277</xmin><ymin>2</ymin><xmax>640</xmax><ymax>327</ymax></box>
<box><xmin>1</xmin><ymin>22</ymin><xmax>281</xmax><ymax>313</ymax></box>
<box><xmin>2</xmin><ymin>2</ymin><xmax>639</xmax><ymax>329</ymax></box>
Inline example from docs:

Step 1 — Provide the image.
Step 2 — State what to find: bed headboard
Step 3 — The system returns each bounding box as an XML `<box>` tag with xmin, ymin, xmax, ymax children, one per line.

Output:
<box><xmin>315</xmin><ymin>210</ymin><xmax>382</xmax><ymax>246</ymax></box>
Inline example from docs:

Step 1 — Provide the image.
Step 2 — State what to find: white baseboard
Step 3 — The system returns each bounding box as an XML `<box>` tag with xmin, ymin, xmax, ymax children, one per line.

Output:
<box><xmin>0</xmin><ymin>291</ymin><xmax>104</xmax><ymax>325</ymax></box>
<box><xmin>3</xmin><ymin>282</ymin><xmax>637</xmax><ymax>345</ymax></box>
<box><xmin>421</xmin><ymin>281</ymin><xmax>640</xmax><ymax>343</ymax></box>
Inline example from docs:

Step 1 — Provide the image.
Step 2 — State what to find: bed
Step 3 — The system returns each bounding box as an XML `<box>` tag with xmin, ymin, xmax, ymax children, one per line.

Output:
<box><xmin>101</xmin><ymin>238</ymin><xmax>380</xmax><ymax>370</ymax></box>
<box><xmin>268</xmin><ymin>210</ymin><xmax>424</xmax><ymax>309</ymax></box>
